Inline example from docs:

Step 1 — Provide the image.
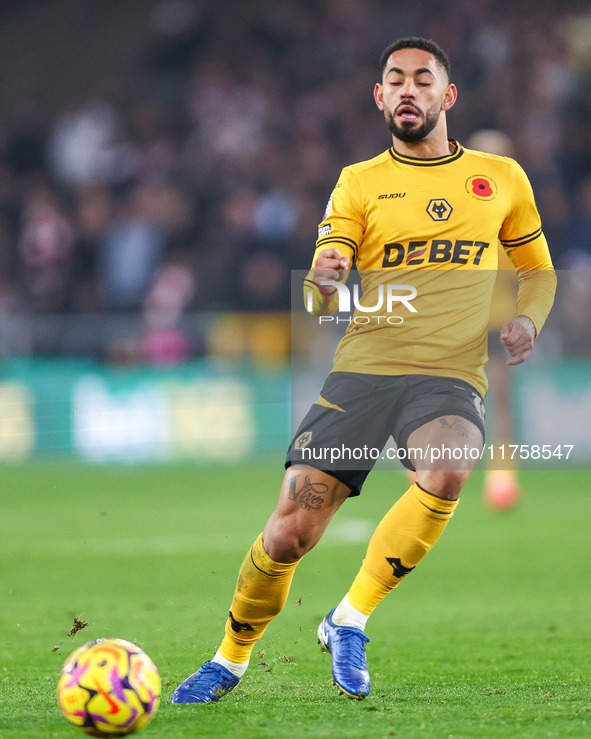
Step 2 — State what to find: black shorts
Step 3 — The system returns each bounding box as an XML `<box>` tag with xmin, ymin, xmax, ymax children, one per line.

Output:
<box><xmin>286</xmin><ymin>373</ymin><xmax>485</xmax><ymax>496</ymax></box>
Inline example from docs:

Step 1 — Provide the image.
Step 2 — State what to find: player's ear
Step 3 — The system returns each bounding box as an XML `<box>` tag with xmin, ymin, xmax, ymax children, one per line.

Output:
<box><xmin>374</xmin><ymin>82</ymin><xmax>384</xmax><ymax>111</ymax></box>
<box><xmin>441</xmin><ymin>83</ymin><xmax>457</xmax><ymax>112</ymax></box>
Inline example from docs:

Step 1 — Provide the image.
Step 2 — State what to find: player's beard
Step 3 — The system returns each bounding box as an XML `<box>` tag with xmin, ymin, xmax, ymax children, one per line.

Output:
<box><xmin>386</xmin><ymin>106</ymin><xmax>440</xmax><ymax>144</ymax></box>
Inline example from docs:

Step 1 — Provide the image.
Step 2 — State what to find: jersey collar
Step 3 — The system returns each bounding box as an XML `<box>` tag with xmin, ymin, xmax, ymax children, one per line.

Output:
<box><xmin>389</xmin><ymin>140</ymin><xmax>464</xmax><ymax>167</ymax></box>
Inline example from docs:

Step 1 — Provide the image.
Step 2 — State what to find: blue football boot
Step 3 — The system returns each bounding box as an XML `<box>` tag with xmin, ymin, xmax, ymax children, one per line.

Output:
<box><xmin>171</xmin><ymin>660</ymin><xmax>241</xmax><ymax>704</ymax></box>
<box><xmin>317</xmin><ymin>607</ymin><xmax>371</xmax><ymax>699</ymax></box>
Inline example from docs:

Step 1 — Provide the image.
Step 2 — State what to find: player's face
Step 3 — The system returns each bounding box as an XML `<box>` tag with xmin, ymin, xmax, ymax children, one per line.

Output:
<box><xmin>374</xmin><ymin>48</ymin><xmax>457</xmax><ymax>144</ymax></box>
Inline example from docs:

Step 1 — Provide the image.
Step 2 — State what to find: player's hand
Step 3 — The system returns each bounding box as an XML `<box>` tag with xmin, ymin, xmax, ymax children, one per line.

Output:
<box><xmin>500</xmin><ymin>315</ymin><xmax>536</xmax><ymax>366</ymax></box>
<box><xmin>312</xmin><ymin>248</ymin><xmax>350</xmax><ymax>294</ymax></box>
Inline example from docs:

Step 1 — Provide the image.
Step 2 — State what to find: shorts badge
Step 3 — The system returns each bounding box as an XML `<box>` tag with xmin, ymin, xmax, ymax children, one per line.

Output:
<box><xmin>295</xmin><ymin>431</ymin><xmax>313</xmax><ymax>449</ymax></box>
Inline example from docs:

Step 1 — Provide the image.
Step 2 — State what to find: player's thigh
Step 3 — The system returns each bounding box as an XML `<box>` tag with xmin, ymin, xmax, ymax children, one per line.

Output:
<box><xmin>408</xmin><ymin>415</ymin><xmax>483</xmax><ymax>498</ymax></box>
<box><xmin>408</xmin><ymin>414</ymin><xmax>484</xmax><ymax>470</ymax></box>
<box><xmin>408</xmin><ymin>415</ymin><xmax>484</xmax><ymax>500</ymax></box>
<box><xmin>392</xmin><ymin>375</ymin><xmax>485</xmax><ymax>472</ymax></box>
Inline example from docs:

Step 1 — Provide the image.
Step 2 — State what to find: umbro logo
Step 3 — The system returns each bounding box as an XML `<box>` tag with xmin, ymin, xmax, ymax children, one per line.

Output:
<box><xmin>378</xmin><ymin>192</ymin><xmax>406</xmax><ymax>199</ymax></box>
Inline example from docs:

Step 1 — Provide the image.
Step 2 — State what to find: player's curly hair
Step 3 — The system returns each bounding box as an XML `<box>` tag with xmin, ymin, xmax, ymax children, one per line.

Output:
<box><xmin>380</xmin><ymin>37</ymin><xmax>451</xmax><ymax>79</ymax></box>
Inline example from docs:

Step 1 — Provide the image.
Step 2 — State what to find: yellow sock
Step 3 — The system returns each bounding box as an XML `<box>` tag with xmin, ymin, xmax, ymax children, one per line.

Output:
<box><xmin>218</xmin><ymin>534</ymin><xmax>300</xmax><ymax>663</ymax></box>
<box><xmin>348</xmin><ymin>483</ymin><xmax>458</xmax><ymax>616</ymax></box>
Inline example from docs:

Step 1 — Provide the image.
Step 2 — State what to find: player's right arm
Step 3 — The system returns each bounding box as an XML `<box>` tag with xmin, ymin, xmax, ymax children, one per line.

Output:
<box><xmin>303</xmin><ymin>168</ymin><xmax>365</xmax><ymax>316</ymax></box>
<box><xmin>312</xmin><ymin>248</ymin><xmax>350</xmax><ymax>289</ymax></box>
<box><xmin>303</xmin><ymin>248</ymin><xmax>350</xmax><ymax>316</ymax></box>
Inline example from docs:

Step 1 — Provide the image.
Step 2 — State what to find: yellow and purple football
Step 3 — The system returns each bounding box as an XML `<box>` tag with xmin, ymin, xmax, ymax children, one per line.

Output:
<box><xmin>57</xmin><ymin>638</ymin><xmax>161</xmax><ymax>737</ymax></box>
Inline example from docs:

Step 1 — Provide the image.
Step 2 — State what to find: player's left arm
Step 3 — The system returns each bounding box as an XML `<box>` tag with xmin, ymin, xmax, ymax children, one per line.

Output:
<box><xmin>499</xmin><ymin>160</ymin><xmax>557</xmax><ymax>366</ymax></box>
<box><xmin>499</xmin><ymin>313</ymin><xmax>537</xmax><ymax>366</ymax></box>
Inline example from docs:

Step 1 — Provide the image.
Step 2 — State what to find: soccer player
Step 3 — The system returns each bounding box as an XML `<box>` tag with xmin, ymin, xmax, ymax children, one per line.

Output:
<box><xmin>172</xmin><ymin>37</ymin><xmax>556</xmax><ymax>703</ymax></box>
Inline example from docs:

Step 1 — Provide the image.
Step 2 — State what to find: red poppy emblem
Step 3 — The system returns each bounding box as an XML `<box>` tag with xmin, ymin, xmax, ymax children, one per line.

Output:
<box><xmin>472</xmin><ymin>178</ymin><xmax>493</xmax><ymax>197</ymax></box>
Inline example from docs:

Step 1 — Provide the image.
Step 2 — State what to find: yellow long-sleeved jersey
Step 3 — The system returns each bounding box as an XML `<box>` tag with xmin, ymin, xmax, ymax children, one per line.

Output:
<box><xmin>305</xmin><ymin>141</ymin><xmax>556</xmax><ymax>396</ymax></box>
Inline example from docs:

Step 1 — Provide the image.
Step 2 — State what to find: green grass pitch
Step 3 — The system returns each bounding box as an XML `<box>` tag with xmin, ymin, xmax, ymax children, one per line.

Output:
<box><xmin>1</xmin><ymin>462</ymin><xmax>590</xmax><ymax>739</ymax></box>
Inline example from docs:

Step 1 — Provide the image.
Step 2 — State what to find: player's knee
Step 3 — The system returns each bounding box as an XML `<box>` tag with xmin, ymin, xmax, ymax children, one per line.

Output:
<box><xmin>285</xmin><ymin>532</ymin><xmax>316</xmax><ymax>560</ymax></box>
<box><xmin>263</xmin><ymin>526</ymin><xmax>316</xmax><ymax>562</ymax></box>
<box><xmin>419</xmin><ymin>469</ymin><xmax>468</xmax><ymax>499</ymax></box>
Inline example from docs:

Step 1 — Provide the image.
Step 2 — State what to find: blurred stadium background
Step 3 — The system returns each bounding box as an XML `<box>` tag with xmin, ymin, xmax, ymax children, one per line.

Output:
<box><xmin>0</xmin><ymin>0</ymin><xmax>590</xmax><ymax>465</ymax></box>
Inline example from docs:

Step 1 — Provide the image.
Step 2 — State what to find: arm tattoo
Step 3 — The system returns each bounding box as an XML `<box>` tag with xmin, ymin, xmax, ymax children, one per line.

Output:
<box><xmin>288</xmin><ymin>474</ymin><xmax>327</xmax><ymax>510</ymax></box>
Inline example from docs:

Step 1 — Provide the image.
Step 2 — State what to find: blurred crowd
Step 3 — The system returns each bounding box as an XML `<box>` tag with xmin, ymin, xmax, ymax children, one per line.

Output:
<box><xmin>0</xmin><ymin>0</ymin><xmax>590</xmax><ymax>360</ymax></box>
